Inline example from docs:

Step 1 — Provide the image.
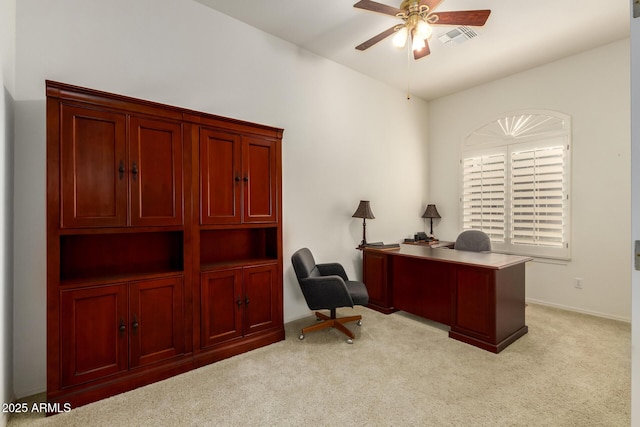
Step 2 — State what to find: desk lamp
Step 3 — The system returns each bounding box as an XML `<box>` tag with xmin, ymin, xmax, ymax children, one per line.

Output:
<box><xmin>422</xmin><ymin>204</ymin><xmax>441</xmax><ymax>236</ymax></box>
<box><xmin>352</xmin><ymin>200</ymin><xmax>375</xmax><ymax>247</ymax></box>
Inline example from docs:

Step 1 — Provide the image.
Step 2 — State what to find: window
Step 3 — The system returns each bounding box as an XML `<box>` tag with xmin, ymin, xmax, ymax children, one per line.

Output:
<box><xmin>461</xmin><ymin>111</ymin><xmax>571</xmax><ymax>260</ymax></box>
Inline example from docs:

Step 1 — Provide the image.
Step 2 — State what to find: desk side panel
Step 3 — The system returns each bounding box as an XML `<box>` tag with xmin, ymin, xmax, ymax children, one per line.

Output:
<box><xmin>495</xmin><ymin>263</ymin><xmax>527</xmax><ymax>342</ymax></box>
<box><xmin>363</xmin><ymin>251</ymin><xmax>395</xmax><ymax>314</ymax></box>
<box><xmin>452</xmin><ymin>267</ymin><xmax>495</xmax><ymax>341</ymax></box>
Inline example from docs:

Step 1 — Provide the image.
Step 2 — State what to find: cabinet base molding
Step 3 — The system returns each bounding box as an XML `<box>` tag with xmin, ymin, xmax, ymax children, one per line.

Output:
<box><xmin>193</xmin><ymin>329</ymin><xmax>286</xmax><ymax>368</ymax></box>
<box><xmin>47</xmin><ymin>329</ymin><xmax>285</xmax><ymax>413</ymax></box>
<box><xmin>46</xmin><ymin>356</ymin><xmax>195</xmax><ymax>412</ymax></box>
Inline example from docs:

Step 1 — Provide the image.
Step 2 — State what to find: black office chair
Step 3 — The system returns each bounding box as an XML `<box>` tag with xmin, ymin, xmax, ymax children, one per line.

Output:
<box><xmin>455</xmin><ymin>230</ymin><xmax>492</xmax><ymax>252</ymax></box>
<box><xmin>291</xmin><ymin>248</ymin><xmax>369</xmax><ymax>344</ymax></box>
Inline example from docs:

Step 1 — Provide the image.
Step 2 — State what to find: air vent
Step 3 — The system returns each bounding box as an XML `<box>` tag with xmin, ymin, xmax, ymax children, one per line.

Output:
<box><xmin>438</xmin><ymin>26</ymin><xmax>478</xmax><ymax>45</ymax></box>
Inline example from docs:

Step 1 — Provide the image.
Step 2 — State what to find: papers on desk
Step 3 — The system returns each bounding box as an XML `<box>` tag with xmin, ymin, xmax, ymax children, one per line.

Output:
<box><xmin>362</xmin><ymin>242</ymin><xmax>400</xmax><ymax>250</ymax></box>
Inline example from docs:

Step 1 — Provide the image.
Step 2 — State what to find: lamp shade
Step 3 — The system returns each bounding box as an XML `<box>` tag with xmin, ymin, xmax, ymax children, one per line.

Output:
<box><xmin>422</xmin><ymin>204</ymin><xmax>441</xmax><ymax>219</ymax></box>
<box><xmin>352</xmin><ymin>200</ymin><xmax>375</xmax><ymax>219</ymax></box>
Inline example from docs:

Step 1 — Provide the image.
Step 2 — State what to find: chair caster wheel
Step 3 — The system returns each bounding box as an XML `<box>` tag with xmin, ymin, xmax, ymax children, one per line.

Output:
<box><xmin>299</xmin><ymin>334</ymin><xmax>305</xmax><ymax>340</ymax></box>
<box><xmin>346</xmin><ymin>338</ymin><xmax>354</xmax><ymax>344</ymax></box>
<box><xmin>357</xmin><ymin>320</ymin><xmax>362</xmax><ymax>326</ymax></box>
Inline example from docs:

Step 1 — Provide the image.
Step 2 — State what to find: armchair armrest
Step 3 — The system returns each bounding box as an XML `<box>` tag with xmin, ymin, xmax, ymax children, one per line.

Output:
<box><xmin>316</xmin><ymin>263</ymin><xmax>348</xmax><ymax>281</ymax></box>
<box><xmin>299</xmin><ymin>275</ymin><xmax>354</xmax><ymax>310</ymax></box>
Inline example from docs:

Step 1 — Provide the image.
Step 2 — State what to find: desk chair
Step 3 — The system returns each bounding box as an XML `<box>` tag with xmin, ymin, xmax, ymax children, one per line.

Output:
<box><xmin>455</xmin><ymin>230</ymin><xmax>492</xmax><ymax>252</ymax></box>
<box><xmin>291</xmin><ymin>248</ymin><xmax>369</xmax><ymax>344</ymax></box>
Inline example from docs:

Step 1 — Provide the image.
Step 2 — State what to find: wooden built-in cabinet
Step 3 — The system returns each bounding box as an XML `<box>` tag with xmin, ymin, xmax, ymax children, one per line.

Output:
<box><xmin>199</xmin><ymin>128</ymin><xmax>277</xmax><ymax>225</ymax></box>
<box><xmin>200</xmin><ymin>263</ymin><xmax>278</xmax><ymax>348</ymax></box>
<box><xmin>60</xmin><ymin>276</ymin><xmax>184</xmax><ymax>388</ymax></box>
<box><xmin>47</xmin><ymin>81</ymin><xmax>284</xmax><ymax>410</ymax></box>
<box><xmin>60</xmin><ymin>105</ymin><xmax>183</xmax><ymax>228</ymax></box>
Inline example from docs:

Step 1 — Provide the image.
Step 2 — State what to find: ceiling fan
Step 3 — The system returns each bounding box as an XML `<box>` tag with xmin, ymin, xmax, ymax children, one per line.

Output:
<box><xmin>354</xmin><ymin>0</ymin><xmax>491</xmax><ymax>60</ymax></box>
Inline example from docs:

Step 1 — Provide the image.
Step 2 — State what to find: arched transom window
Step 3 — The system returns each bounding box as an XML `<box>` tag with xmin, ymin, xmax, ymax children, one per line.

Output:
<box><xmin>461</xmin><ymin>111</ymin><xmax>571</xmax><ymax>260</ymax></box>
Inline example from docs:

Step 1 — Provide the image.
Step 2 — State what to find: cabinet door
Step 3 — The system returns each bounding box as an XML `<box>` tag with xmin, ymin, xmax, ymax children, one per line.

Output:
<box><xmin>61</xmin><ymin>284</ymin><xmax>128</xmax><ymax>387</ymax></box>
<box><xmin>129</xmin><ymin>116</ymin><xmax>184</xmax><ymax>226</ymax></box>
<box><xmin>129</xmin><ymin>277</ymin><xmax>185</xmax><ymax>368</ymax></box>
<box><xmin>243</xmin><ymin>264</ymin><xmax>279</xmax><ymax>335</ymax></box>
<box><xmin>362</xmin><ymin>251</ymin><xmax>388</xmax><ymax>310</ymax></box>
<box><xmin>60</xmin><ymin>105</ymin><xmax>127</xmax><ymax>228</ymax></box>
<box><xmin>199</xmin><ymin>128</ymin><xmax>242</xmax><ymax>224</ymax></box>
<box><xmin>200</xmin><ymin>269</ymin><xmax>243</xmax><ymax>347</ymax></box>
<box><xmin>242</xmin><ymin>136</ymin><xmax>277</xmax><ymax>223</ymax></box>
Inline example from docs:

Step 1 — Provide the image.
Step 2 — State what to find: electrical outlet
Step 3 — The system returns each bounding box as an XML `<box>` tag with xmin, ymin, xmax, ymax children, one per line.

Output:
<box><xmin>574</xmin><ymin>278</ymin><xmax>583</xmax><ymax>289</ymax></box>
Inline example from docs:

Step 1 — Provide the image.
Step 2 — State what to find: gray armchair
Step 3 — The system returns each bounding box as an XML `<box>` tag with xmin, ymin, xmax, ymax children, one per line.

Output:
<box><xmin>455</xmin><ymin>230</ymin><xmax>492</xmax><ymax>252</ymax></box>
<box><xmin>291</xmin><ymin>248</ymin><xmax>369</xmax><ymax>343</ymax></box>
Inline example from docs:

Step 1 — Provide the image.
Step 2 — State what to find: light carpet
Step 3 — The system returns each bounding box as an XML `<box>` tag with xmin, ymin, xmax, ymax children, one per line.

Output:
<box><xmin>9</xmin><ymin>304</ymin><xmax>631</xmax><ymax>426</ymax></box>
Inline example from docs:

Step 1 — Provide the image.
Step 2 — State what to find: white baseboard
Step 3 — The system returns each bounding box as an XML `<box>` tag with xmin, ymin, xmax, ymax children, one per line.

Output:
<box><xmin>526</xmin><ymin>298</ymin><xmax>631</xmax><ymax>323</ymax></box>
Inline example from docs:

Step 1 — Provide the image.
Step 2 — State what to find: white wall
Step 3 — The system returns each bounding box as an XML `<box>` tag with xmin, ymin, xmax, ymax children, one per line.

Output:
<box><xmin>12</xmin><ymin>0</ymin><xmax>429</xmax><ymax>397</ymax></box>
<box><xmin>629</xmin><ymin>5</ymin><xmax>639</xmax><ymax>424</ymax></box>
<box><xmin>1</xmin><ymin>0</ymin><xmax>16</xmax><ymax>423</ymax></box>
<box><xmin>429</xmin><ymin>39</ymin><xmax>631</xmax><ymax>321</ymax></box>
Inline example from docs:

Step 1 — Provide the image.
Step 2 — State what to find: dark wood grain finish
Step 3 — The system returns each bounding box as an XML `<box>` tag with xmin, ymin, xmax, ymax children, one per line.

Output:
<box><xmin>363</xmin><ymin>250</ymin><xmax>394</xmax><ymax>314</ymax></box>
<box><xmin>200</xmin><ymin>269</ymin><xmax>244</xmax><ymax>348</ymax></box>
<box><xmin>356</xmin><ymin>26</ymin><xmax>399</xmax><ymax>51</ymax></box>
<box><xmin>60</xmin><ymin>105</ymin><xmax>127</xmax><ymax>228</ymax></box>
<box><xmin>129</xmin><ymin>277</ymin><xmax>184</xmax><ymax>367</ymax></box>
<box><xmin>353</xmin><ymin>0</ymin><xmax>403</xmax><ymax>16</ymax></box>
<box><xmin>362</xmin><ymin>244</ymin><xmax>530</xmax><ymax>353</ymax></box>
<box><xmin>243</xmin><ymin>137</ymin><xmax>277</xmax><ymax>223</ymax></box>
<box><xmin>129</xmin><ymin>116</ymin><xmax>183</xmax><ymax>226</ymax></box>
<box><xmin>393</xmin><ymin>257</ymin><xmax>452</xmax><ymax>325</ymax></box>
<box><xmin>200</xmin><ymin>263</ymin><xmax>279</xmax><ymax>348</ymax></box>
<box><xmin>60</xmin><ymin>284</ymin><xmax>128</xmax><ymax>388</ymax></box>
<box><xmin>47</xmin><ymin>81</ymin><xmax>284</xmax><ymax>410</ymax></box>
<box><xmin>243</xmin><ymin>264</ymin><xmax>279</xmax><ymax>335</ymax></box>
<box><xmin>433</xmin><ymin>10</ymin><xmax>491</xmax><ymax>26</ymax></box>
<box><xmin>59</xmin><ymin>232</ymin><xmax>183</xmax><ymax>284</ymax></box>
<box><xmin>199</xmin><ymin>128</ymin><xmax>242</xmax><ymax>224</ymax></box>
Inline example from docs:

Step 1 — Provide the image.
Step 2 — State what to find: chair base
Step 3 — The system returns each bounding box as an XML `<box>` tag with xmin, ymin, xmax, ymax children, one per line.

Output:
<box><xmin>299</xmin><ymin>309</ymin><xmax>362</xmax><ymax>343</ymax></box>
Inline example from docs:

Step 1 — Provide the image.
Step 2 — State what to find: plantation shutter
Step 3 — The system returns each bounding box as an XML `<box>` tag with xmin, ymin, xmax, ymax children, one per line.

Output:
<box><xmin>510</xmin><ymin>145</ymin><xmax>566</xmax><ymax>248</ymax></box>
<box><xmin>462</xmin><ymin>111</ymin><xmax>571</xmax><ymax>259</ymax></box>
<box><xmin>461</xmin><ymin>153</ymin><xmax>506</xmax><ymax>242</ymax></box>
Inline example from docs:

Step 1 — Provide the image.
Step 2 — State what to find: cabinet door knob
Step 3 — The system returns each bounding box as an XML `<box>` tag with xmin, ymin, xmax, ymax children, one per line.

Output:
<box><xmin>245</xmin><ymin>297</ymin><xmax>250</xmax><ymax>306</ymax></box>
<box><xmin>236</xmin><ymin>297</ymin><xmax>242</xmax><ymax>307</ymax></box>
<box><xmin>131</xmin><ymin>162</ymin><xmax>138</xmax><ymax>179</ymax></box>
<box><xmin>118</xmin><ymin>161</ymin><xmax>125</xmax><ymax>180</ymax></box>
<box><xmin>243</xmin><ymin>175</ymin><xmax>249</xmax><ymax>182</ymax></box>
<box><xmin>132</xmin><ymin>315</ymin><xmax>139</xmax><ymax>334</ymax></box>
<box><xmin>119</xmin><ymin>319</ymin><xmax>126</xmax><ymax>334</ymax></box>
<box><xmin>235</xmin><ymin>175</ymin><xmax>241</xmax><ymax>182</ymax></box>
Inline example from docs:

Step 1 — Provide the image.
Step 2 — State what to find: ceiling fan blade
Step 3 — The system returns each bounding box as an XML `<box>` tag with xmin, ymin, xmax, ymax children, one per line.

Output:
<box><xmin>419</xmin><ymin>0</ymin><xmax>444</xmax><ymax>12</ymax></box>
<box><xmin>356</xmin><ymin>26</ymin><xmax>399</xmax><ymax>51</ymax></box>
<box><xmin>413</xmin><ymin>38</ymin><xmax>431</xmax><ymax>60</ymax></box>
<box><xmin>433</xmin><ymin>10</ymin><xmax>491</xmax><ymax>26</ymax></box>
<box><xmin>353</xmin><ymin>0</ymin><xmax>403</xmax><ymax>17</ymax></box>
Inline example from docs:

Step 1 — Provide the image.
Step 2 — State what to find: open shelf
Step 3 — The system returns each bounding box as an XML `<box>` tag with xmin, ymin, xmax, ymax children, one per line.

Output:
<box><xmin>200</xmin><ymin>228</ymin><xmax>277</xmax><ymax>269</ymax></box>
<box><xmin>60</xmin><ymin>231</ymin><xmax>184</xmax><ymax>283</ymax></box>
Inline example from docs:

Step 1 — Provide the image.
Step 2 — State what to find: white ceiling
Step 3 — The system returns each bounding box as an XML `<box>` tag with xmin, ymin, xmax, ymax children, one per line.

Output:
<box><xmin>195</xmin><ymin>0</ymin><xmax>630</xmax><ymax>101</ymax></box>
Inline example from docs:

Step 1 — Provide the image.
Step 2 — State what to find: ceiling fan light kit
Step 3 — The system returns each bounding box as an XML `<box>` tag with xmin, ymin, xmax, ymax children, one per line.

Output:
<box><xmin>354</xmin><ymin>0</ymin><xmax>491</xmax><ymax>60</ymax></box>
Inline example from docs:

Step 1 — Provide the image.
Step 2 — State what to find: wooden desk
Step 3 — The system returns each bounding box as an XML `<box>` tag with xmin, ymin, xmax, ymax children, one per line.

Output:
<box><xmin>363</xmin><ymin>244</ymin><xmax>532</xmax><ymax>353</ymax></box>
